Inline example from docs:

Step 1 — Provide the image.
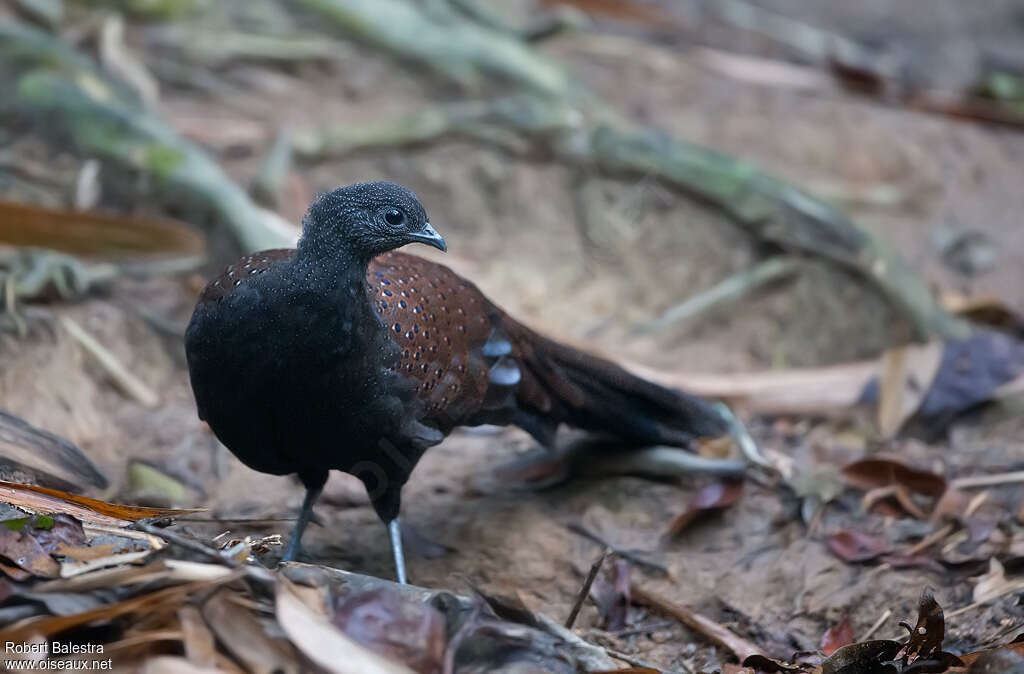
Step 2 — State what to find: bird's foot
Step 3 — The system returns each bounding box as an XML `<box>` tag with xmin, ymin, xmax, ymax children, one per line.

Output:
<box><xmin>280</xmin><ymin>538</ymin><xmax>303</xmax><ymax>563</ymax></box>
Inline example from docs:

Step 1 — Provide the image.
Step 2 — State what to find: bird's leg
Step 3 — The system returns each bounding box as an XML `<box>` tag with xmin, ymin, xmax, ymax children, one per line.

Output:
<box><xmin>282</xmin><ymin>472</ymin><xmax>327</xmax><ymax>562</ymax></box>
<box><xmin>387</xmin><ymin>518</ymin><xmax>407</xmax><ymax>584</ymax></box>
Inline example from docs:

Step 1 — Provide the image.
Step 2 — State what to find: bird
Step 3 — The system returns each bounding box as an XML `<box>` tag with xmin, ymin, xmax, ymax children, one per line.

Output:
<box><xmin>185</xmin><ymin>181</ymin><xmax>730</xmax><ymax>583</ymax></box>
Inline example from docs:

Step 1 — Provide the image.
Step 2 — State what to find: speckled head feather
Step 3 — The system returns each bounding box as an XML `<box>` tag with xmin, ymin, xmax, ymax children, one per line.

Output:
<box><xmin>298</xmin><ymin>181</ymin><xmax>442</xmax><ymax>260</ymax></box>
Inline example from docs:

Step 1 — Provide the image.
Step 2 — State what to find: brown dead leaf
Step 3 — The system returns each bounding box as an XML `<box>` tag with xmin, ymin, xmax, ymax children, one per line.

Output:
<box><xmin>663</xmin><ymin>480</ymin><xmax>743</xmax><ymax>539</ymax></box>
<box><xmin>942</xmin><ymin>292</ymin><xmax>1024</xmax><ymax>334</ymax></box>
<box><xmin>333</xmin><ymin>587</ymin><xmax>446</xmax><ymax>674</ymax></box>
<box><xmin>0</xmin><ymin>200</ymin><xmax>204</xmax><ymax>259</ymax></box>
<box><xmin>958</xmin><ymin>640</ymin><xmax>1024</xmax><ymax>668</ymax></box>
<box><xmin>0</xmin><ymin>480</ymin><xmax>203</xmax><ymax>525</ymax></box>
<box><xmin>55</xmin><ymin>543</ymin><xmax>117</xmax><ymax>561</ymax></box>
<box><xmin>590</xmin><ymin>558</ymin><xmax>630</xmax><ymax>631</ymax></box>
<box><xmin>819</xmin><ymin>640</ymin><xmax>901</xmax><ymax>673</ymax></box>
<box><xmin>896</xmin><ymin>588</ymin><xmax>944</xmax><ymax>663</ymax></box>
<box><xmin>842</xmin><ymin>459</ymin><xmax>947</xmax><ymax>498</ymax></box>
<box><xmin>1</xmin><ymin>577</ymin><xmax>223</xmax><ymax>642</ymax></box>
<box><xmin>826</xmin><ymin>530</ymin><xmax>889</xmax><ymax>563</ymax></box>
<box><xmin>0</xmin><ymin>410</ymin><xmax>108</xmax><ymax>491</ymax></box>
<box><xmin>741</xmin><ymin>654</ymin><xmax>814</xmax><ymax>672</ymax></box>
<box><xmin>179</xmin><ymin>605</ymin><xmax>219</xmax><ymax>670</ymax></box>
<box><xmin>931</xmin><ymin>488</ymin><xmax>973</xmax><ymax>525</ymax></box>
<box><xmin>137</xmin><ymin>656</ymin><xmax>223</xmax><ymax>674</ymax></box>
<box><xmin>722</xmin><ymin>666</ymin><xmax>756</xmax><ymax>674</ymax></box>
<box><xmin>59</xmin><ymin>549</ymin><xmax>152</xmax><ymax>577</ymax></box>
<box><xmin>821</xmin><ymin>616</ymin><xmax>855</xmax><ymax>656</ymax></box>
<box><xmin>276</xmin><ymin>579</ymin><xmax>416</xmax><ymax>674</ymax></box>
<box><xmin>970</xmin><ymin>558</ymin><xmax>1024</xmax><ymax>607</ymax></box>
<box><xmin>0</xmin><ymin>557</ymin><xmax>31</xmax><ymax>580</ymax></box>
<box><xmin>202</xmin><ymin>589</ymin><xmax>299</xmax><ymax>674</ymax></box>
<box><xmin>30</xmin><ymin>513</ymin><xmax>87</xmax><ymax>554</ymax></box>
<box><xmin>0</xmin><ymin>525</ymin><xmax>60</xmax><ymax>577</ymax></box>
<box><xmin>876</xmin><ymin>342</ymin><xmax>944</xmax><ymax>438</ymax></box>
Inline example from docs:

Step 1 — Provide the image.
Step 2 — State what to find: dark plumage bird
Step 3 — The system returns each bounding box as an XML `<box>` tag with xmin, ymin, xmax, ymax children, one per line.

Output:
<box><xmin>185</xmin><ymin>182</ymin><xmax>728</xmax><ymax>582</ymax></box>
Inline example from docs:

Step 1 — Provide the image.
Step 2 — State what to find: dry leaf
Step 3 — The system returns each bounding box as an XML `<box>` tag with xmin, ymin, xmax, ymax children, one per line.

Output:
<box><xmin>972</xmin><ymin>558</ymin><xmax>1024</xmax><ymax>606</ymax></box>
<box><xmin>0</xmin><ymin>480</ymin><xmax>203</xmax><ymax>525</ymax></box>
<box><xmin>958</xmin><ymin>640</ymin><xmax>1024</xmax><ymax>668</ymax></box>
<box><xmin>842</xmin><ymin>458</ymin><xmax>947</xmax><ymax>498</ymax></box>
<box><xmin>826</xmin><ymin>530</ymin><xmax>888</xmax><ymax>563</ymax></box>
<box><xmin>30</xmin><ymin>513</ymin><xmax>87</xmax><ymax>554</ymax></box>
<box><xmin>0</xmin><ymin>557</ymin><xmax>31</xmax><ymax>580</ymax></box>
<box><xmin>60</xmin><ymin>550</ymin><xmax>151</xmax><ymax>578</ymax></box>
<box><xmin>0</xmin><ymin>525</ymin><xmax>60</xmax><ymax>578</ymax></box>
<box><xmin>819</xmin><ymin>640</ymin><xmax>901</xmax><ymax>673</ymax></box>
<box><xmin>896</xmin><ymin>587</ymin><xmax>944</xmax><ymax>662</ymax></box>
<box><xmin>0</xmin><ymin>200</ymin><xmax>203</xmax><ymax>259</ymax></box>
<box><xmin>2</xmin><ymin>578</ymin><xmax>206</xmax><ymax>642</ymax></box>
<box><xmin>178</xmin><ymin>605</ymin><xmax>219</xmax><ymax>669</ymax></box>
<box><xmin>842</xmin><ymin>458</ymin><xmax>947</xmax><ymax>520</ymax></box>
<box><xmin>137</xmin><ymin>656</ymin><xmax>223</xmax><ymax>674</ymax></box>
<box><xmin>276</xmin><ymin>579</ymin><xmax>416</xmax><ymax>674</ymax></box>
<box><xmin>740</xmin><ymin>654</ymin><xmax>814</xmax><ymax>672</ymax></box>
<box><xmin>820</xmin><ymin>616</ymin><xmax>855</xmax><ymax>656</ymax></box>
<box><xmin>55</xmin><ymin>543</ymin><xmax>117</xmax><ymax>561</ymax></box>
<box><xmin>202</xmin><ymin>589</ymin><xmax>299</xmax><ymax>674</ymax></box>
<box><xmin>333</xmin><ymin>587</ymin><xmax>446</xmax><ymax>674</ymax></box>
<box><xmin>590</xmin><ymin>558</ymin><xmax>630</xmax><ymax>632</ymax></box>
<box><xmin>0</xmin><ymin>410</ymin><xmax>108</xmax><ymax>490</ymax></box>
<box><xmin>663</xmin><ymin>480</ymin><xmax>743</xmax><ymax>538</ymax></box>
<box><xmin>876</xmin><ymin>342</ymin><xmax>943</xmax><ymax>438</ymax></box>
<box><xmin>942</xmin><ymin>292</ymin><xmax>1024</xmax><ymax>333</ymax></box>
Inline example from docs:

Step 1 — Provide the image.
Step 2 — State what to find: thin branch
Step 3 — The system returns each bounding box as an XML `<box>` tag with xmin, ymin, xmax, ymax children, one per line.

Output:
<box><xmin>136</xmin><ymin>520</ymin><xmax>241</xmax><ymax>568</ymax></box>
<box><xmin>565</xmin><ymin>548</ymin><xmax>610</xmax><ymax>629</ymax></box>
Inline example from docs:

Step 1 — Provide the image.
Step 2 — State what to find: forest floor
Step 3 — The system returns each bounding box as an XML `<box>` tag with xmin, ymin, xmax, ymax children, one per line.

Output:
<box><xmin>3</xmin><ymin>1</ymin><xmax>1024</xmax><ymax>672</ymax></box>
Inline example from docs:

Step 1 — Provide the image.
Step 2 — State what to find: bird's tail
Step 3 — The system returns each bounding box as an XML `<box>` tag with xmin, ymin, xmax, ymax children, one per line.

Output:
<box><xmin>503</xmin><ymin>320</ymin><xmax>729</xmax><ymax>447</ymax></box>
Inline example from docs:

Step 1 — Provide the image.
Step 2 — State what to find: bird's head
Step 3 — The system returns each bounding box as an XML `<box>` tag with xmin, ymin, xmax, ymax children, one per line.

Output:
<box><xmin>298</xmin><ymin>181</ymin><xmax>446</xmax><ymax>261</ymax></box>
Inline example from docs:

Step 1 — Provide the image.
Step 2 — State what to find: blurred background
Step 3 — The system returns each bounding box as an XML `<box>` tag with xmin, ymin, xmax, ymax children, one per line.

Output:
<box><xmin>2</xmin><ymin>1</ymin><xmax>1024</xmax><ymax>671</ymax></box>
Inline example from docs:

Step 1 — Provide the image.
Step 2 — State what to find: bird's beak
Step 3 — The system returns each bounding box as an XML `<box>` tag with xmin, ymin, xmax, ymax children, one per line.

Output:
<box><xmin>407</xmin><ymin>223</ymin><xmax>447</xmax><ymax>252</ymax></box>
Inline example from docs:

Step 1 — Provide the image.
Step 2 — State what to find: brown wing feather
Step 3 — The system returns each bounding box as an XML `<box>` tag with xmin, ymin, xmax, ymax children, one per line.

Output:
<box><xmin>368</xmin><ymin>251</ymin><xmax>494</xmax><ymax>426</ymax></box>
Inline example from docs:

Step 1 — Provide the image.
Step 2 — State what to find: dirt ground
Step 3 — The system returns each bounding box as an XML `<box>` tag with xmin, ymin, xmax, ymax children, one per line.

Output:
<box><xmin>4</xmin><ymin>1</ymin><xmax>1024</xmax><ymax>671</ymax></box>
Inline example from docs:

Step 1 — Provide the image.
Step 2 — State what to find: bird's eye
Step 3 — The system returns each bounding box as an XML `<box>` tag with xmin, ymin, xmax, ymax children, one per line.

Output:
<box><xmin>384</xmin><ymin>209</ymin><xmax>405</xmax><ymax>226</ymax></box>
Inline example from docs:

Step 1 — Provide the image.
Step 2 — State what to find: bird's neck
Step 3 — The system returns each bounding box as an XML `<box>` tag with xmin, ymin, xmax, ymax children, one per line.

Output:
<box><xmin>288</xmin><ymin>243</ymin><xmax>369</xmax><ymax>298</ymax></box>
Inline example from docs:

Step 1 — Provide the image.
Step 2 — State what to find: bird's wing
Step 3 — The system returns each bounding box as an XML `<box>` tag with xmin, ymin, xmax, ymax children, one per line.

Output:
<box><xmin>370</xmin><ymin>251</ymin><xmax>728</xmax><ymax>446</ymax></box>
<box><xmin>368</xmin><ymin>251</ymin><xmax>499</xmax><ymax>428</ymax></box>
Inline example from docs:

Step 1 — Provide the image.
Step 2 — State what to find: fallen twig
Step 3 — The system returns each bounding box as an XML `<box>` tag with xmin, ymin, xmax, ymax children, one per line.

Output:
<box><xmin>135</xmin><ymin>520</ymin><xmax>241</xmax><ymax>568</ymax></box>
<box><xmin>605</xmin><ymin>647</ymin><xmax>678</xmax><ymax>672</ymax></box>
<box><xmin>565</xmin><ymin>547</ymin><xmax>610</xmax><ymax>629</ymax></box>
<box><xmin>903</xmin><ymin>523</ymin><xmax>955</xmax><ymax>557</ymax></box>
<box><xmin>631</xmin><ymin>584</ymin><xmax>767</xmax><ymax>661</ymax></box>
<box><xmin>60</xmin><ymin>315</ymin><xmax>160</xmax><ymax>408</ymax></box>
<box><xmin>860</xmin><ymin>608</ymin><xmax>892</xmax><ymax>641</ymax></box>
<box><xmin>951</xmin><ymin>471</ymin><xmax>1024</xmax><ymax>490</ymax></box>
<box><xmin>566</xmin><ymin>522</ymin><xmax>669</xmax><ymax>575</ymax></box>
